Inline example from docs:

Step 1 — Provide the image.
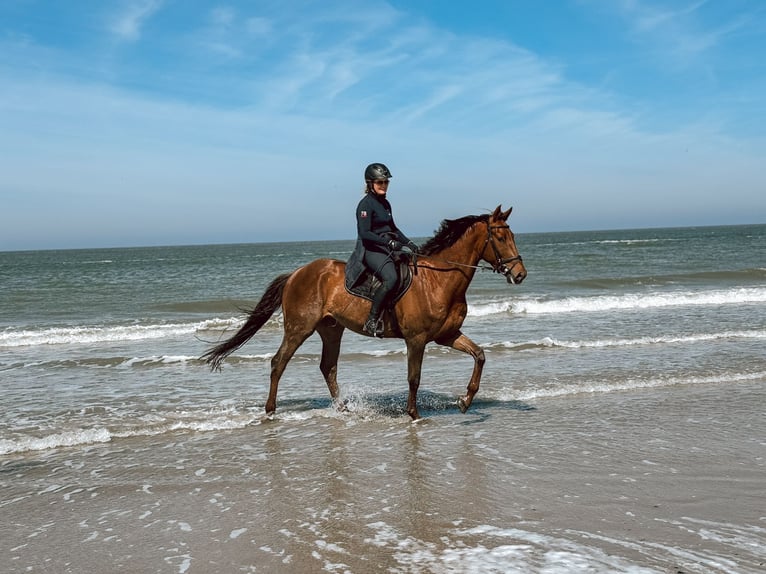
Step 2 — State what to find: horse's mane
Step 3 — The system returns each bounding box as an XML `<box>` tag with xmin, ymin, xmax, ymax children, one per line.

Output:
<box><xmin>420</xmin><ymin>214</ymin><xmax>489</xmax><ymax>256</ymax></box>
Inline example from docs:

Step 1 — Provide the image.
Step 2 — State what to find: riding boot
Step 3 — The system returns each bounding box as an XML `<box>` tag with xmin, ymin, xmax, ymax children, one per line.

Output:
<box><xmin>363</xmin><ymin>290</ymin><xmax>386</xmax><ymax>337</ymax></box>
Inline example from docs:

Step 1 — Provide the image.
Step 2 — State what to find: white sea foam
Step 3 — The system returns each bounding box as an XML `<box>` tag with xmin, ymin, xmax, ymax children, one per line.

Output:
<box><xmin>568</xmin><ymin>518</ymin><xmax>766</xmax><ymax>574</ymax></box>
<box><xmin>468</xmin><ymin>299</ymin><xmax>516</xmax><ymax>317</ymax></box>
<box><xmin>4</xmin><ymin>286</ymin><xmax>762</xmax><ymax>348</ymax></box>
<box><xmin>0</xmin><ymin>324</ymin><xmax>191</xmax><ymax>347</ymax></box>
<box><xmin>364</xmin><ymin>521</ymin><xmax>660</xmax><ymax>573</ymax></box>
<box><xmin>503</xmin><ymin>287</ymin><xmax>766</xmax><ymax>315</ymax></box>
<box><xmin>0</xmin><ymin>318</ymin><xmax>239</xmax><ymax>348</ymax></box>
<box><xmin>507</xmin><ymin>370</ymin><xmax>766</xmax><ymax>402</ymax></box>
<box><xmin>0</xmin><ymin>313</ymin><xmax>287</xmax><ymax>348</ymax></box>
<box><xmin>496</xmin><ymin>329</ymin><xmax>766</xmax><ymax>351</ymax></box>
<box><xmin>0</xmin><ymin>409</ymin><xmax>260</xmax><ymax>455</ymax></box>
<box><xmin>2</xmin><ymin>368</ymin><xmax>764</xmax><ymax>455</ymax></box>
<box><xmin>121</xmin><ymin>354</ymin><xmax>201</xmax><ymax>367</ymax></box>
<box><xmin>0</xmin><ymin>427</ymin><xmax>113</xmax><ymax>455</ymax></box>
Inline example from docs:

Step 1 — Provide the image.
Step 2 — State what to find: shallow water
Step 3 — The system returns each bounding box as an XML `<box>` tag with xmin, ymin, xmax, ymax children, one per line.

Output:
<box><xmin>2</xmin><ymin>382</ymin><xmax>764</xmax><ymax>573</ymax></box>
<box><xmin>1</xmin><ymin>224</ymin><xmax>765</xmax><ymax>572</ymax></box>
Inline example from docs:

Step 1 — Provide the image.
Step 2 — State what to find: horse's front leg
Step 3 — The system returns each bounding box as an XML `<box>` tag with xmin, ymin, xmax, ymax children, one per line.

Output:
<box><xmin>436</xmin><ymin>331</ymin><xmax>485</xmax><ymax>413</ymax></box>
<box><xmin>405</xmin><ymin>338</ymin><xmax>427</xmax><ymax>420</ymax></box>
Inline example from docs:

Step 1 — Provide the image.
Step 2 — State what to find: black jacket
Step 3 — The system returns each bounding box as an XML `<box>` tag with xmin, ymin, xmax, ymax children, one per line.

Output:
<box><xmin>346</xmin><ymin>193</ymin><xmax>411</xmax><ymax>287</ymax></box>
<box><xmin>356</xmin><ymin>192</ymin><xmax>412</xmax><ymax>252</ymax></box>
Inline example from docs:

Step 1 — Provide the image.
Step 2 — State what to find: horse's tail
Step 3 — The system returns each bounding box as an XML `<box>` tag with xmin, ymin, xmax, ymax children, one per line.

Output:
<box><xmin>201</xmin><ymin>272</ymin><xmax>293</xmax><ymax>371</ymax></box>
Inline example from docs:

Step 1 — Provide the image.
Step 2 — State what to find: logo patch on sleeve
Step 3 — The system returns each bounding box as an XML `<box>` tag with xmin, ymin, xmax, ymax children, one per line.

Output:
<box><xmin>360</xmin><ymin>210</ymin><xmax>368</xmax><ymax>218</ymax></box>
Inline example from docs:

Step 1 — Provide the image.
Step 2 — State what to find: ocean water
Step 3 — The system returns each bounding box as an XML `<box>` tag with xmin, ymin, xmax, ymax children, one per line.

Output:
<box><xmin>1</xmin><ymin>224</ymin><xmax>765</xmax><ymax>573</ymax></box>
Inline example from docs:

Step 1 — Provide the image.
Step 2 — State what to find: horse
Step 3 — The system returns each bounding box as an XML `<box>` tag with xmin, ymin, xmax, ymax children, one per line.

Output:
<box><xmin>201</xmin><ymin>205</ymin><xmax>527</xmax><ymax>420</ymax></box>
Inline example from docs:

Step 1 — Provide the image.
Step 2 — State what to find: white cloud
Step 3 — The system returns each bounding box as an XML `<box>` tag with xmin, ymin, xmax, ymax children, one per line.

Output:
<box><xmin>245</xmin><ymin>17</ymin><xmax>272</xmax><ymax>37</ymax></box>
<box><xmin>110</xmin><ymin>0</ymin><xmax>164</xmax><ymax>41</ymax></box>
<box><xmin>630</xmin><ymin>0</ymin><xmax>707</xmax><ymax>33</ymax></box>
<box><xmin>210</xmin><ymin>6</ymin><xmax>236</xmax><ymax>27</ymax></box>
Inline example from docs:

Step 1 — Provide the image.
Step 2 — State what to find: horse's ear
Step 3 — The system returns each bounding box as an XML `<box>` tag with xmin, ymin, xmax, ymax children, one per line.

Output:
<box><xmin>501</xmin><ymin>206</ymin><xmax>513</xmax><ymax>221</ymax></box>
<box><xmin>491</xmin><ymin>205</ymin><xmax>502</xmax><ymax>220</ymax></box>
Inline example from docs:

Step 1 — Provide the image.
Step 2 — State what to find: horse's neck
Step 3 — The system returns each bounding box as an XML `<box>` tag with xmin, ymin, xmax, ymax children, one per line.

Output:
<box><xmin>435</xmin><ymin>226</ymin><xmax>485</xmax><ymax>283</ymax></box>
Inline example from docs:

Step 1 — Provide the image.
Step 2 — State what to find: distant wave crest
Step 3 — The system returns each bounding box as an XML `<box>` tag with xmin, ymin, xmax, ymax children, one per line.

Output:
<box><xmin>470</xmin><ymin>286</ymin><xmax>766</xmax><ymax>316</ymax></box>
<box><xmin>2</xmin><ymin>286</ymin><xmax>764</xmax><ymax>348</ymax></box>
<box><xmin>0</xmin><ymin>316</ymin><xmax>272</xmax><ymax>348</ymax></box>
<box><xmin>506</xmin><ymin>370</ymin><xmax>766</xmax><ymax>402</ymax></box>
<box><xmin>490</xmin><ymin>330</ymin><xmax>766</xmax><ymax>352</ymax></box>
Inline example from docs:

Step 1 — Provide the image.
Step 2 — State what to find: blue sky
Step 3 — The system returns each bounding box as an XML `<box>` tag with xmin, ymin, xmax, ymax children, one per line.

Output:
<box><xmin>1</xmin><ymin>0</ymin><xmax>764</xmax><ymax>250</ymax></box>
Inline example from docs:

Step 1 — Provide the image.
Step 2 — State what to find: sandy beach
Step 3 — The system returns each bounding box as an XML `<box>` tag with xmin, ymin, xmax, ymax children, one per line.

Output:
<box><xmin>2</xmin><ymin>379</ymin><xmax>764</xmax><ymax>574</ymax></box>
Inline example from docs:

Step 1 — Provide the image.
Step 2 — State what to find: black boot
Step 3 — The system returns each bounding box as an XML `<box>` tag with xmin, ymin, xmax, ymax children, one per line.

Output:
<box><xmin>363</xmin><ymin>312</ymin><xmax>382</xmax><ymax>337</ymax></box>
<box><xmin>364</xmin><ymin>285</ymin><xmax>388</xmax><ymax>337</ymax></box>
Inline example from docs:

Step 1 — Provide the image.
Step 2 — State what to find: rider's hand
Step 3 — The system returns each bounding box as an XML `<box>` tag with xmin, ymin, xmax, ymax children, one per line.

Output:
<box><xmin>388</xmin><ymin>239</ymin><xmax>402</xmax><ymax>252</ymax></box>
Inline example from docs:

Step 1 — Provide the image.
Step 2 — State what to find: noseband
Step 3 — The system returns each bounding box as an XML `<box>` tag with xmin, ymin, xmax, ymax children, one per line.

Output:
<box><xmin>484</xmin><ymin>222</ymin><xmax>523</xmax><ymax>279</ymax></box>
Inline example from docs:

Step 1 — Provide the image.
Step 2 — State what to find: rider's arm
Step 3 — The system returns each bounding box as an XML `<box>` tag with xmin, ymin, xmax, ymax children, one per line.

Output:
<box><xmin>392</xmin><ymin>224</ymin><xmax>411</xmax><ymax>246</ymax></box>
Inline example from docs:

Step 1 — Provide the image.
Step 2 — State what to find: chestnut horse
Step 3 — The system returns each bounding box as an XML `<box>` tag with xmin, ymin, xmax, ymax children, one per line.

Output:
<box><xmin>202</xmin><ymin>205</ymin><xmax>527</xmax><ymax>420</ymax></box>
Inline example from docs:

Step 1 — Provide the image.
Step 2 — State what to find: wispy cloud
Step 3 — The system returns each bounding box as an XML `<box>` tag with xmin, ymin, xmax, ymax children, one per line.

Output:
<box><xmin>210</xmin><ymin>6</ymin><xmax>236</xmax><ymax>27</ymax></box>
<box><xmin>194</xmin><ymin>9</ymin><xmax>276</xmax><ymax>61</ymax></box>
<box><xmin>110</xmin><ymin>0</ymin><xmax>164</xmax><ymax>41</ymax></box>
<box><xmin>615</xmin><ymin>0</ymin><xmax>753</xmax><ymax>63</ymax></box>
<box><xmin>0</xmin><ymin>1</ymin><xmax>730</xmax><ymax>142</ymax></box>
<box><xmin>630</xmin><ymin>0</ymin><xmax>707</xmax><ymax>32</ymax></box>
<box><xmin>209</xmin><ymin>10</ymin><xmax>602</xmax><ymax>138</ymax></box>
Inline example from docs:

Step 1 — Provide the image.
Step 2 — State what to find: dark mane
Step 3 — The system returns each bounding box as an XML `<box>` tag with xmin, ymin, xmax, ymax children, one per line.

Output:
<box><xmin>420</xmin><ymin>214</ymin><xmax>489</xmax><ymax>256</ymax></box>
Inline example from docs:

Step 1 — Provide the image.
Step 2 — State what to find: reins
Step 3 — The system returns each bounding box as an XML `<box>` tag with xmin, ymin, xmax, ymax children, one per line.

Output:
<box><xmin>413</xmin><ymin>254</ymin><xmax>493</xmax><ymax>273</ymax></box>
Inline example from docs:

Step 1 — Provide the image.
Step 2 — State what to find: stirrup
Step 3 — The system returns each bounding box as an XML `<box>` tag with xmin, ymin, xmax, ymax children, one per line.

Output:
<box><xmin>363</xmin><ymin>316</ymin><xmax>383</xmax><ymax>338</ymax></box>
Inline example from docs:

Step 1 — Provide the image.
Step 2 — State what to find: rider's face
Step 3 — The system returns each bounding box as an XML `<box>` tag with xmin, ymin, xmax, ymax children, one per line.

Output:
<box><xmin>371</xmin><ymin>179</ymin><xmax>390</xmax><ymax>196</ymax></box>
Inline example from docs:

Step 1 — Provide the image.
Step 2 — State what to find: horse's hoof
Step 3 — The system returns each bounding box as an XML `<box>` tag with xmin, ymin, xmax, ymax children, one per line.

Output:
<box><xmin>458</xmin><ymin>397</ymin><xmax>469</xmax><ymax>413</ymax></box>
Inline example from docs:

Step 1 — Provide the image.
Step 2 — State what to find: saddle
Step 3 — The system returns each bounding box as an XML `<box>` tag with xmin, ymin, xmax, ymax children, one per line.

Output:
<box><xmin>344</xmin><ymin>256</ymin><xmax>414</xmax><ymax>303</ymax></box>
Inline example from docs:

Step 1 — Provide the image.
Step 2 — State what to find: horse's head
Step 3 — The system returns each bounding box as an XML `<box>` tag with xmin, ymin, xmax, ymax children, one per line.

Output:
<box><xmin>483</xmin><ymin>205</ymin><xmax>527</xmax><ymax>285</ymax></box>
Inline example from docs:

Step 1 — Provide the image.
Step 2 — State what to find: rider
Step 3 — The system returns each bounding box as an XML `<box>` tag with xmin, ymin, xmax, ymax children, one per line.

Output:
<box><xmin>356</xmin><ymin>162</ymin><xmax>419</xmax><ymax>336</ymax></box>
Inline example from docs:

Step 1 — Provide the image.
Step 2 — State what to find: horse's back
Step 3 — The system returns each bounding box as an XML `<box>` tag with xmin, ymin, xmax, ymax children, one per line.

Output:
<box><xmin>297</xmin><ymin>258</ymin><xmax>346</xmax><ymax>279</ymax></box>
<box><xmin>285</xmin><ymin>258</ymin><xmax>372</xmax><ymax>328</ymax></box>
<box><xmin>282</xmin><ymin>258</ymin><xmax>347</xmax><ymax>307</ymax></box>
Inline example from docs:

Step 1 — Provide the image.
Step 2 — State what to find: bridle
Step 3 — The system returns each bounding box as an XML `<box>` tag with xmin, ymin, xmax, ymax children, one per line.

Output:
<box><xmin>414</xmin><ymin>220</ymin><xmax>524</xmax><ymax>283</ymax></box>
<box><xmin>484</xmin><ymin>222</ymin><xmax>523</xmax><ymax>282</ymax></box>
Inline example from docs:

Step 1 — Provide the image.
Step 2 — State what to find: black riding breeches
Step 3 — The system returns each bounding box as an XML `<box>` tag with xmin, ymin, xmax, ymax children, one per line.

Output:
<box><xmin>363</xmin><ymin>250</ymin><xmax>398</xmax><ymax>315</ymax></box>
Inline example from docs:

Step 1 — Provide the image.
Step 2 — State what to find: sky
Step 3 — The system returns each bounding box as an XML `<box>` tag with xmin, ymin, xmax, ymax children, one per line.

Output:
<box><xmin>1</xmin><ymin>0</ymin><xmax>764</xmax><ymax>250</ymax></box>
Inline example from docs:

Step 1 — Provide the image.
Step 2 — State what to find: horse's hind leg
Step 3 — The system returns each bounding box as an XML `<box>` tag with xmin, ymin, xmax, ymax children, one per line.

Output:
<box><xmin>266</xmin><ymin>328</ymin><xmax>313</xmax><ymax>415</ymax></box>
<box><xmin>316</xmin><ymin>319</ymin><xmax>345</xmax><ymax>409</ymax></box>
<box><xmin>436</xmin><ymin>331</ymin><xmax>485</xmax><ymax>413</ymax></box>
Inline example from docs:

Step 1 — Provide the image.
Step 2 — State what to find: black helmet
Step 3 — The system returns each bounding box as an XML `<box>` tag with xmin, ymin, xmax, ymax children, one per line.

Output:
<box><xmin>364</xmin><ymin>163</ymin><xmax>392</xmax><ymax>181</ymax></box>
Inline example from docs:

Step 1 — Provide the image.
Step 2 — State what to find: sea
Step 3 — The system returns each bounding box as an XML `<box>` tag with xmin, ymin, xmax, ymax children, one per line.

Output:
<box><xmin>1</xmin><ymin>224</ymin><xmax>765</xmax><ymax>573</ymax></box>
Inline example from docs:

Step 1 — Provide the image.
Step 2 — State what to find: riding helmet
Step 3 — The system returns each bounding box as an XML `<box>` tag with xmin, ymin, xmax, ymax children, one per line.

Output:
<box><xmin>364</xmin><ymin>163</ymin><xmax>392</xmax><ymax>181</ymax></box>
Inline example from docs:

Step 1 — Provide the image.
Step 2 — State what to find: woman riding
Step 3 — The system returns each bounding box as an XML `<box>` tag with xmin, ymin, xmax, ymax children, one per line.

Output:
<box><xmin>354</xmin><ymin>162</ymin><xmax>419</xmax><ymax>336</ymax></box>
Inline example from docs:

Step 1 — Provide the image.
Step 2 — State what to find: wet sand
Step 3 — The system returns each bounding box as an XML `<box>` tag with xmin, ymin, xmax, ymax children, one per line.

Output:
<box><xmin>2</xmin><ymin>380</ymin><xmax>764</xmax><ymax>573</ymax></box>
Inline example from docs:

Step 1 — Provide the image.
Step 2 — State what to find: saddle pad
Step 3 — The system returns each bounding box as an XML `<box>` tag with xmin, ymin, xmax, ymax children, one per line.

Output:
<box><xmin>344</xmin><ymin>259</ymin><xmax>413</xmax><ymax>303</ymax></box>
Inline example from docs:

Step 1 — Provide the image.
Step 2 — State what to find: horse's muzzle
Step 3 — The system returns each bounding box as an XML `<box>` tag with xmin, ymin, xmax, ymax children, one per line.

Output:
<box><xmin>503</xmin><ymin>263</ymin><xmax>527</xmax><ymax>285</ymax></box>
